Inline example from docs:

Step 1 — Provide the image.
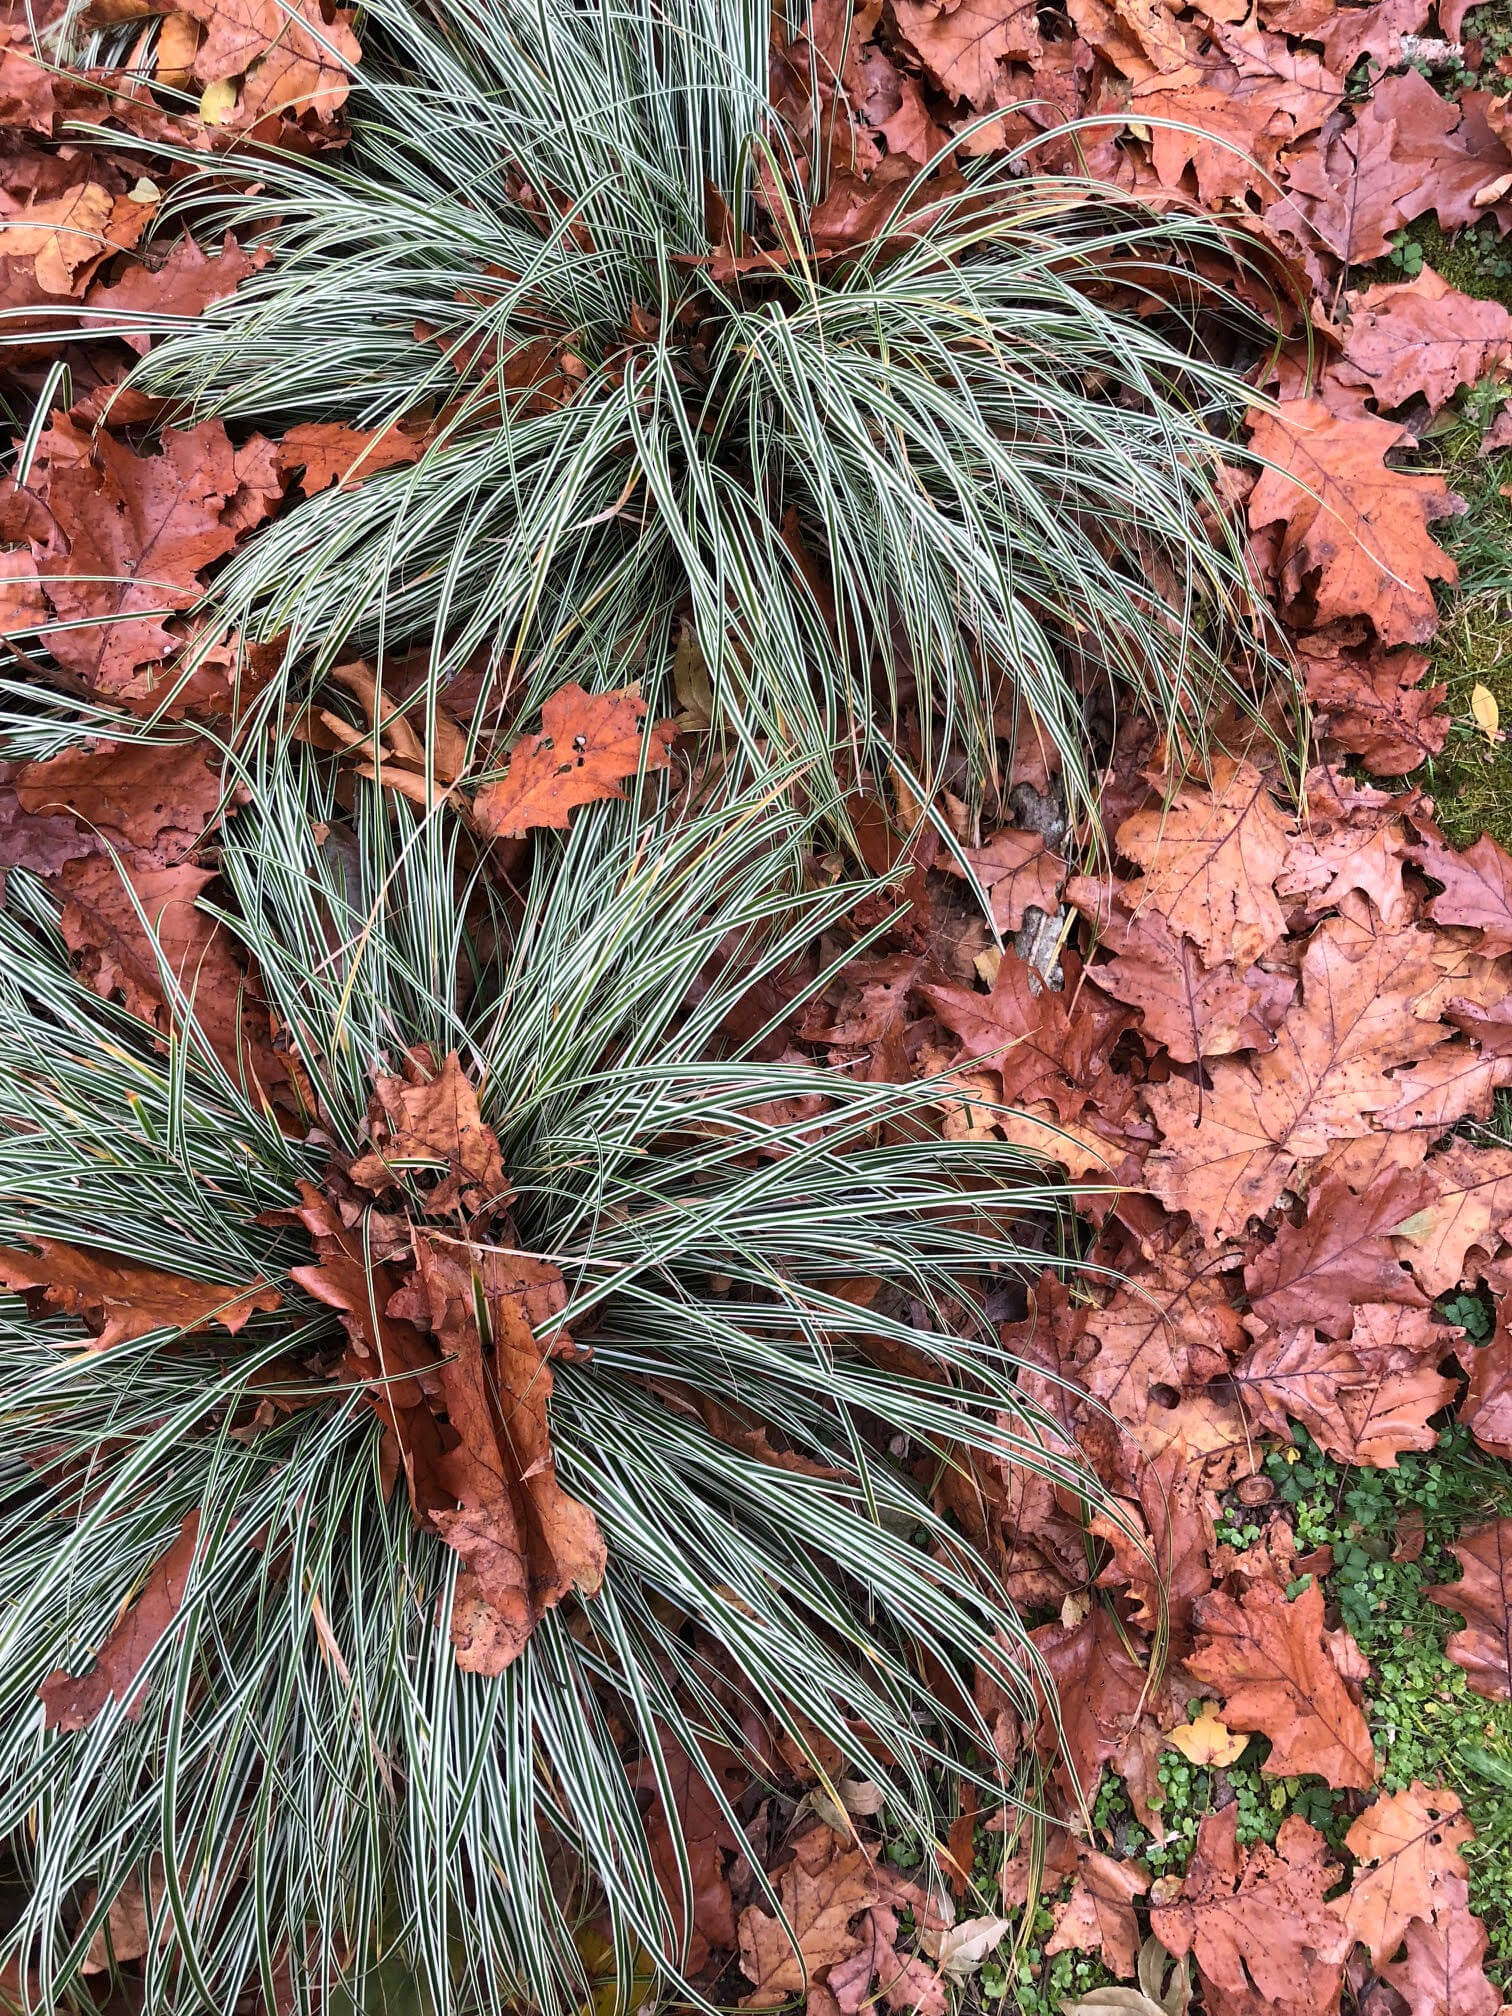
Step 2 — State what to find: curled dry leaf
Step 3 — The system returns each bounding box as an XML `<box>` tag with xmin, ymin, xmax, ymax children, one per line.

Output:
<box><xmin>1427</xmin><ymin>1520</ymin><xmax>1512</xmax><ymax>1698</ymax></box>
<box><xmin>0</xmin><ymin>1239</ymin><xmax>279</xmax><ymax>1350</ymax></box>
<box><xmin>38</xmin><ymin>1511</ymin><xmax>201</xmax><ymax>1729</ymax></box>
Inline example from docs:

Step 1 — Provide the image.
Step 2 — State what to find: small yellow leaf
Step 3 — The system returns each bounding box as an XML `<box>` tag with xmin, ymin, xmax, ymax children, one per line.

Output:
<box><xmin>198</xmin><ymin>77</ymin><xmax>239</xmax><ymax>125</ymax></box>
<box><xmin>1471</xmin><ymin>683</ymin><xmax>1502</xmax><ymax>744</ymax></box>
<box><xmin>1165</xmin><ymin>1703</ymin><xmax>1247</xmax><ymax>1768</ymax></box>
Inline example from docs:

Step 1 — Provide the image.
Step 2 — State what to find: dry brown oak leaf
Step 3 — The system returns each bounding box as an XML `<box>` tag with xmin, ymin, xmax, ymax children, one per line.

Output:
<box><xmin>1067</xmin><ymin>874</ymin><xmax>1294</xmax><ymax>1063</ymax></box>
<box><xmin>87</xmin><ymin>233</ymin><xmax>263</xmax><ymax>356</ymax></box>
<box><xmin>1295</xmin><ymin>633</ymin><xmax>1448</xmax><ymax>778</ymax></box>
<box><xmin>942</xmin><ymin>826</ymin><xmax>1063</xmax><ymax>935</ymax></box>
<box><xmin>633</xmin><ymin>1733</ymin><xmax>744</xmax><ymax>1973</ymax></box>
<box><xmin>1391</xmin><ymin>1140</ymin><xmax>1512</xmax><ymax>1298</ymax></box>
<box><xmin>1409</xmin><ymin>827</ymin><xmax>1512</xmax><ymax>958</ymax></box>
<box><xmin>37</xmin><ymin>1510</ymin><xmax>200</xmax><ymax>1730</ymax></box>
<box><xmin>1380</xmin><ymin>1906</ymin><xmax>1501</xmax><ymax>2016</ymax></box>
<box><xmin>1427</xmin><ymin>1520</ymin><xmax>1512</xmax><ymax>1698</ymax></box>
<box><xmin>738</xmin><ymin>1826</ymin><xmax>880</xmax><ymax>2006</ymax></box>
<box><xmin>1243</xmin><ymin>1165</ymin><xmax>1433</xmax><ymax>1338</ymax></box>
<box><xmin>1233</xmin><ymin>1304</ymin><xmax>1458</xmax><ymax>1469</ymax></box>
<box><xmin>180</xmin><ymin>0</ymin><xmax>360</xmax><ymax>126</ymax></box>
<box><xmin>1185</xmin><ymin>1573</ymin><xmax>1377</xmax><ymax>1789</ymax></box>
<box><xmin>1028</xmin><ymin>1603</ymin><xmax>1148</xmax><ymax>1809</ymax></box>
<box><xmin>12</xmin><ymin>735</ymin><xmax>226</xmax><ymax>867</ymax></box>
<box><xmin>1461</xmin><ymin>1298</ymin><xmax>1512</xmax><ymax>1461</ymax></box>
<box><xmin>1044</xmin><ymin>1848</ymin><xmax>1148</xmax><ymax>1980</ymax></box>
<box><xmin>349</xmin><ymin>1048</ymin><xmax>512</xmax><ymax>1218</ymax></box>
<box><xmin>1150</xmin><ymin>1806</ymin><xmax>1352</xmax><ymax>2016</ymax></box>
<box><xmin>1143</xmin><ymin>915</ymin><xmax>1454</xmax><ymax>1241</ymax></box>
<box><xmin>1333</xmin><ymin>1781</ymin><xmax>1475</xmax><ymax>1965</ymax></box>
<box><xmin>394</xmin><ymin>1234</ymin><xmax>606</xmax><ymax>1674</ymax></box>
<box><xmin>275</xmin><ymin>420</ymin><xmax>425</xmax><ymax>493</ymax></box>
<box><xmin>1114</xmin><ymin>755</ymin><xmax>1291</xmax><ymax>971</ymax></box>
<box><xmin>1337</xmin><ymin>270</ymin><xmax>1512</xmax><ymax>416</ymax></box>
<box><xmin>472</xmin><ymin>683</ymin><xmax>676</xmax><ymax>839</ymax></box>
<box><xmin>924</xmin><ymin>949</ymin><xmax>1131</xmax><ymax>1124</ymax></box>
<box><xmin>1246</xmin><ymin>400</ymin><xmax>1458</xmax><ymax>646</ymax></box>
<box><xmin>889</xmin><ymin>0</ymin><xmax>1040</xmax><ymax>104</ymax></box>
<box><xmin>1078</xmin><ymin>1250</ymin><xmax>1242</xmax><ymax>1432</ymax></box>
<box><xmin>0</xmin><ymin>1239</ymin><xmax>279</xmax><ymax>1350</ymax></box>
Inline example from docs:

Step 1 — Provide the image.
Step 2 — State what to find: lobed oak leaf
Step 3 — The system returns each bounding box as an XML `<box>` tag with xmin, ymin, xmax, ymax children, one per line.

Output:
<box><xmin>180</xmin><ymin>0</ymin><xmax>359</xmax><ymax>126</ymax></box>
<box><xmin>1390</xmin><ymin>1140</ymin><xmax>1512</xmax><ymax>1296</ymax></box>
<box><xmin>1427</xmin><ymin>1520</ymin><xmax>1512</xmax><ymax>1698</ymax></box>
<box><xmin>1296</xmin><ymin>632</ymin><xmax>1448</xmax><ymax>776</ymax></box>
<box><xmin>1409</xmin><ymin>827</ymin><xmax>1512</xmax><ymax>957</ymax></box>
<box><xmin>1233</xmin><ymin>1305</ymin><xmax>1457</xmax><ymax>1468</ymax></box>
<box><xmin>1079</xmin><ymin>1252</ymin><xmax>1242</xmax><ymax>1431</ymax></box>
<box><xmin>889</xmin><ymin>0</ymin><xmax>1040</xmax><ymax>105</ymax></box>
<box><xmin>1186</xmin><ymin>1574</ymin><xmax>1377</xmax><ymax>1788</ymax></box>
<box><xmin>633</xmin><ymin>1732</ymin><xmax>743</xmax><ymax>1971</ymax></box>
<box><xmin>1114</xmin><ymin>755</ymin><xmax>1291</xmax><ymax>971</ymax></box>
<box><xmin>829</xmin><ymin>1899</ymin><xmax>948</xmax><ymax>2016</ymax></box>
<box><xmin>275</xmin><ymin>419</ymin><xmax>425</xmax><ymax>493</ymax></box>
<box><xmin>1334</xmin><ymin>1781</ymin><xmax>1475</xmax><ymax>1965</ymax></box>
<box><xmin>1068</xmin><ymin>874</ymin><xmax>1294</xmax><ymax>1064</ymax></box>
<box><xmin>738</xmin><ymin>1827</ymin><xmax>879</xmax><ymax>2005</ymax></box>
<box><xmin>13</xmin><ymin>736</ymin><xmax>226</xmax><ymax>867</ymax></box>
<box><xmin>473</xmin><ymin>682</ymin><xmax>676</xmax><ymax>839</ymax></box>
<box><xmin>1149</xmin><ymin>1806</ymin><xmax>1350</xmax><ymax>2016</ymax></box>
<box><xmin>925</xmin><ymin>950</ymin><xmax>1131</xmax><ymax>1125</ymax></box>
<box><xmin>1338</xmin><ymin>269</ymin><xmax>1512</xmax><ymax>416</ymax></box>
<box><xmin>1046</xmin><ymin>1850</ymin><xmax>1148</xmax><ymax>1980</ymax></box>
<box><xmin>1246</xmin><ymin>399</ymin><xmax>1458</xmax><ymax>646</ymax></box>
<box><xmin>1244</xmin><ymin>1166</ymin><xmax>1433</xmax><ymax>1338</ymax></box>
<box><xmin>37</xmin><ymin>1511</ymin><xmax>201</xmax><ymax>1729</ymax></box>
<box><xmin>85</xmin><ymin>231</ymin><xmax>263</xmax><ymax>354</ymax></box>
<box><xmin>0</xmin><ymin>1239</ymin><xmax>279</xmax><ymax>1350</ymax></box>
<box><xmin>1144</xmin><ymin>918</ymin><xmax>1452</xmax><ymax>1240</ymax></box>
<box><xmin>349</xmin><ymin>1047</ymin><xmax>511</xmax><ymax>1219</ymax></box>
<box><xmin>1380</xmin><ymin>1905</ymin><xmax>1500</xmax><ymax>2016</ymax></box>
<box><xmin>1028</xmin><ymin>1604</ymin><xmax>1149</xmax><ymax>1808</ymax></box>
<box><xmin>0</xmin><ymin>181</ymin><xmax>116</xmax><ymax>296</ymax></box>
<box><xmin>942</xmin><ymin>826</ymin><xmax>1063</xmax><ymax>934</ymax></box>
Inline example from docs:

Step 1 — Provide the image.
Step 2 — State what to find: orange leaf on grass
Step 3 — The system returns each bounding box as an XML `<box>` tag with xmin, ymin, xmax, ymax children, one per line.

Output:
<box><xmin>473</xmin><ymin>683</ymin><xmax>676</xmax><ymax>840</ymax></box>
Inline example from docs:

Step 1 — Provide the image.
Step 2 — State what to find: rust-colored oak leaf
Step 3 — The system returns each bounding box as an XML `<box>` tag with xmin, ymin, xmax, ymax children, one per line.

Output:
<box><xmin>397</xmin><ymin>1234</ymin><xmax>605</xmax><ymax>1673</ymax></box>
<box><xmin>180</xmin><ymin>0</ymin><xmax>360</xmax><ymax>126</ymax></box>
<box><xmin>1045</xmin><ymin>1848</ymin><xmax>1148</xmax><ymax>1979</ymax></box>
<box><xmin>1114</xmin><ymin>755</ymin><xmax>1291</xmax><ymax>971</ymax></box>
<box><xmin>37</xmin><ymin>1511</ymin><xmax>200</xmax><ymax>1730</ymax></box>
<box><xmin>1297</xmin><ymin>631</ymin><xmax>1449</xmax><ymax>777</ymax></box>
<box><xmin>473</xmin><ymin>683</ymin><xmax>676</xmax><ymax>839</ymax></box>
<box><xmin>1079</xmin><ymin>1251</ymin><xmax>1242</xmax><ymax>1431</ymax></box>
<box><xmin>1246</xmin><ymin>399</ymin><xmax>1458</xmax><ymax>646</ymax></box>
<box><xmin>13</xmin><ymin>736</ymin><xmax>226</xmax><ymax>867</ymax></box>
<box><xmin>1338</xmin><ymin>269</ymin><xmax>1512</xmax><ymax>416</ymax></box>
<box><xmin>275</xmin><ymin>420</ymin><xmax>424</xmax><ymax>493</ymax></box>
<box><xmin>1234</xmin><ymin>1305</ymin><xmax>1457</xmax><ymax>1469</ymax></box>
<box><xmin>1380</xmin><ymin>1905</ymin><xmax>1500</xmax><ymax>2016</ymax></box>
<box><xmin>738</xmin><ymin>1826</ymin><xmax>879</xmax><ymax>2005</ymax></box>
<box><xmin>86</xmin><ymin>232</ymin><xmax>263</xmax><ymax>355</ymax></box>
<box><xmin>1186</xmin><ymin>1574</ymin><xmax>1377</xmax><ymax>1788</ymax></box>
<box><xmin>634</xmin><ymin>1732</ymin><xmax>744</xmax><ymax>1972</ymax></box>
<box><xmin>925</xmin><ymin>950</ymin><xmax>1130</xmax><ymax>1125</ymax></box>
<box><xmin>0</xmin><ymin>1239</ymin><xmax>279</xmax><ymax>1350</ymax></box>
<box><xmin>1028</xmin><ymin>1604</ymin><xmax>1149</xmax><ymax>1808</ymax></box>
<box><xmin>1144</xmin><ymin>917</ymin><xmax>1452</xmax><ymax>1239</ymax></box>
<box><xmin>349</xmin><ymin>1047</ymin><xmax>511</xmax><ymax>1218</ymax></box>
<box><xmin>1334</xmin><ymin>1781</ymin><xmax>1475</xmax><ymax>1965</ymax></box>
<box><xmin>1461</xmin><ymin>1298</ymin><xmax>1512</xmax><ymax>1461</ymax></box>
<box><xmin>1150</xmin><ymin>1806</ymin><xmax>1351</xmax><ymax>2016</ymax></box>
<box><xmin>1427</xmin><ymin>1521</ymin><xmax>1512</xmax><ymax>1698</ymax></box>
<box><xmin>1243</xmin><ymin>1166</ymin><xmax>1433</xmax><ymax>1338</ymax></box>
<box><xmin>889</xmin><ymin>0</ymin><xmax>1040</xmax><ymax>104</ymax></box>
<box><xmin>1411</xmin><ymin>829</ymin><xmax>1512</xmax><ymax>958</ymax></box>
<box><xmin>942</xmin><ymin>826</ymin><xmax>1063</xmax><ymax>934</ymax></box>
<box><xmin>1391</xmin><ymin>1140</ymin><xmax>1512</xmax><ymax>1296</ymax></box>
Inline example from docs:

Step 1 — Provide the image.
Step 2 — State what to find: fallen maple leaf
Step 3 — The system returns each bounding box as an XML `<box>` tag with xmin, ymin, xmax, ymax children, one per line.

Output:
<box><xmin>0</xmin><ymin>1239</ymin><xmax>279</xmax><ymax>1350</ymax></box>
<box><xmin>1334</xmin><ymin>1781</ymin><xmax>1475</xmax><ymax>1965</ymax></box>
<box><xmin>1234</xmin><ymin>1305</ymin><xmax>1457</xmax><ymax>1469</ymax></box>
<box><xmin>1186</xmin><ymin>1574</ymin><xmax>1377</xmax><ymax>1789</ymax></box>
<box><xmin>1427</xmin><ymin>1521</ymin><xmax>1512</xmax><ymax>1698</ymax></box>
<box><xmin>37</xmin><ymin>1511</ymin><xmax>200</xmax><ymax>1729</ymax></box>
<box><xmin>473</xmin><ymin>683</ymin><xmax>676</xmax><ymax>839</ymax></box>
<box><xmin>1246</xmin><ymin>399</ymin><xmax>1458</xmax><ymax>646</ymax></box>
<box><xmin>349</xmin><ymin>1047</ymin><xmax>511</xmax><ymax>1218</ymax></box>
<box><xmin>738</xmin><ymin>1826</ymin><xmax>879</xmax><ymax>2005</ymax></box>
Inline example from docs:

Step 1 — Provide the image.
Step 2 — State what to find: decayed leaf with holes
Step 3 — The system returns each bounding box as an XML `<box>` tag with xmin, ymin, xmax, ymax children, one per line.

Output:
<box><xmin>37</xmin><ymin>1511</ymin><xmax>201</xmax><ymax>1730</ymax></box>
<box><xmin>1149</xmin><ymin>1807</ymin><xmax>1351</xmax><ymax>2016</ymax></box>
<box><xmin>394</xmin><ymin>1234</ymin><xmax>605</xmax><ymax>1674</ymax></box>
<box><xmin>1246</xmin><ymin>400</ymin><xmax>1458</xmax><ymax>645</ymax></box>
<box><xmin>1114</xmin><ymin>756</ymin><xmax>1291</xmax><ymax>971</ymax></box>
<box><xmin>1079</xmin><ymin>1252</ymin><xmax>1241</xmax><ymax>1431</ymax></box>
<box><xmin>1186</xmin><ymin>1575</ymin><xmax>1376</xmax><ymax>1789</ymax></box>
<box><xmin>1144</xmin><ymin>918</ymin><xmax>1452</xmax><ymax>1240</ymax></box>
<box><xmin>13</xmin><ymin>736</ymin><xmax>226</xmax><ymax>867</ymax></box>
<box><xmin>1427</xmin><ymin>1520</ymin><xmax>1512</xmax><ymax>1697</ymax></box>
<box><xmin>276</xmin><ymin>420</ymin><xmax>425</xmax><ymax>493</ymax></box>
<box><xmin>1333</xmin><ymin>1781</ymin><xmax>1475</xmax><ymax>1964</ymax></box>
<box><xmin>1233</xmin><ymin>1306</ymin><xmax>1457</xmax><ymax>1469</ymax></box>
<box><xmin>473</xmin><ymin>683</ymin><xmax>676</xmax><ymax>839</ymax></box>
<box><xmin>738</xmin><ymin>1826</ymin><xmax>880</xmax><ymax>2005</ymax></box>
<box><xmin>0</xmin><ymin>1239</ymin><xmax>279</xmax><ymax>1350</ymax></box>
<box><xmin>1380</xmin><ymin>1905</ymin><xmax>1500</xmax><ymax>2016</ymax></box>
<box><xmin>349</xmin><ymin>1048</ymin><xmax>511</xmax><ymax>1218</ymax></box>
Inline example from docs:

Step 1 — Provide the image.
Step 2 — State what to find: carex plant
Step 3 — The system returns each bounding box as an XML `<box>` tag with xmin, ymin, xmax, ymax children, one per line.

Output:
<box><xmin>99</xmin><ymin>0</ymin><xmax>1281</xmax><ymax>821</ymax></box>
<box><xmin>0</xmin><ymin>736</ymin><xmax>1121</xmax><ymax>2016</ymax></box>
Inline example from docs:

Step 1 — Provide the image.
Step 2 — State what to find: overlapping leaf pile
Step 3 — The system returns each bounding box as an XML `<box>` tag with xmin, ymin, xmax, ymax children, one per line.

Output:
<box><xmin>5</xmin><ymin>0</ymin><xmax>1512</xmax><ymax>2009</ymax></box>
